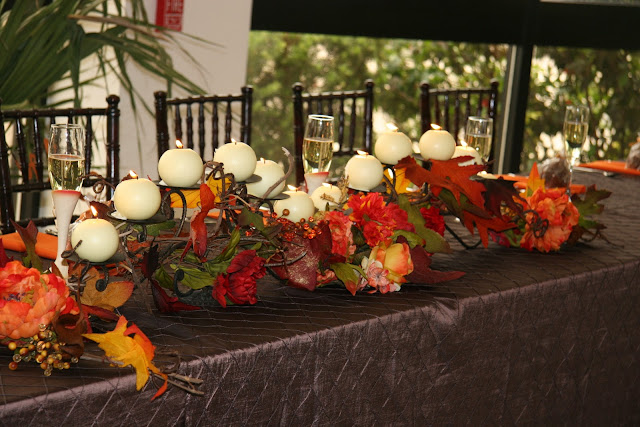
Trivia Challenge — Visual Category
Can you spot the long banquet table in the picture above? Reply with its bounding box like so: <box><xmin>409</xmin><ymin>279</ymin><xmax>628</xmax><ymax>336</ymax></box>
<box><xmin>0</xmin><ymin>170</ymin><xmax>639</xmax><ymax>426</ymax></box>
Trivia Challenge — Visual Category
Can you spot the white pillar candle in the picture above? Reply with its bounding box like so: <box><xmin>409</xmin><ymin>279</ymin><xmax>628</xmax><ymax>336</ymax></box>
<box><xmin>113</xmin><ymin>172</ymin><xmax>162</xmax><ymax>220</ymax></box>
<box><xmin>213</xmin><ymin>141</ymin><xmax>257</xmax><ymax>182</ymax></box>
<box><xmin>311</xmin><ymin>183</ymin><xmax>342</xmax><ymax>211</ymax></box>
<box><xmin>345</xmin><ymin>151</ymin><xmax>384</xmax><ymax>191</ymax></box>
<box><xmin>158</xmin><ymin>140</ymin><xmax>204</xmax><ymax>187</ymax></box>
<box><xmin>374</xmin><ymin>124</ymin><xmax>413</xmax><ymax>165</ymax></box>
<box><xmin>246</xmin><ymin>159</ymin><xmax>286</xmax><ymax>199</ymax></box>
<box><xmin>452</xmin><ymin>145</ymin><xmax>482</xmax><ymax>166</ymax></box>
<box><xmin>273</xmin><ymin>189</ymin><xmax>316</xmax><ymax>223</ymax></box>
<box><xmin>419</xmin><ymin>125</ymin><xmax>456</xmax><ymax>161</ymax></box>
<box><xmin>71</xmin><ymin>218</ymin><xmax>119</xmax><ymax>262</ymax></box>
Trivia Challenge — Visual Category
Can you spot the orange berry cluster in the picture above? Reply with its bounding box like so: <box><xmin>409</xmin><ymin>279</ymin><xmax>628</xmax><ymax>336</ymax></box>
<box><xmin>6</xmin><ymin>324</ymin><xmax>78</xmax><ymax>376</ymax></box>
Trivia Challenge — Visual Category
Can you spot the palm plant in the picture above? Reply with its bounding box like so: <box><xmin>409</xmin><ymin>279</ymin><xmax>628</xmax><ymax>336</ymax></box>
<box><xmin>0</xmin><ymin>0</ymin><xmax>207</xmax><ymax>109</ymax></box>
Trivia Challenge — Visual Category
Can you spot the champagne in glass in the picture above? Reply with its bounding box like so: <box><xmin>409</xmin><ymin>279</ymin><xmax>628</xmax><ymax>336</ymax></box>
<box><xmin>48</xmin><ymin>123</ymin><xmax>85</xmax><ymax>278</ymax></box>
<box><xmin>563</xmin><ymin>104</ymin><xmax>590</xmax><ymax>189</ymax></box>
<box><xmin>465</xmin><ymin>116</ymin><xmax>494</xmax><ymax>167</ymax></box>
<box><xmin>302</xmin><ymin>115</ymin><xmax>334</xmax><ymax>174</ymax></box>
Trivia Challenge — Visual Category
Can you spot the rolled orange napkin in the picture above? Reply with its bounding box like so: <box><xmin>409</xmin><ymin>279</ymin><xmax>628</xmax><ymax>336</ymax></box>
<box><xmin>578</xmin><ymin>160</ymin><xmax>640</xmax><ymax>176</ymax></box>
<box><xmin>0</xmin><ymin>232</ymin><xmax>58</xmax><ymax>260</ymax></box>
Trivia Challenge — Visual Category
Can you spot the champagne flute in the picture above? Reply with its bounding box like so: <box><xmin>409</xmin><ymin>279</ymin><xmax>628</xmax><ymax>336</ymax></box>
<box><xmin>563</xmin><ymin>104</ymin><xmax>590</xmax><ymax>173</ymax></box>
<box><xmin>48</xmin><ymin>123</ymin><xmax>85</xmax><ymax>278</ymax></box>
<box><xmin>465</xmin><ymin>116</ymin><xmax>493</xmax><ymax>167</ymax></box>
<box><xmin>302</xmin><ymin>114</ymin><xmax>334</xmax><ymax>175</ymax></box>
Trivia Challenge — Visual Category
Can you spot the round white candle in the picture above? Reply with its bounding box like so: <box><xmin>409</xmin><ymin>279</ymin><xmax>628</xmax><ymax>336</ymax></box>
<box><xmin>452</xmin><ymin>145</ymin><xmax>482</xmax><ymax>166</ymax></box>
<box><xmin>113</xmin><ymin>176</ymin><xmax>162</xmax><ymax>220</ymax></box>
<box><xmin>374</xmin><ymin>127</ymin><xmax>413</xmax><ymax>165</ymax></box>
<box><xmin>213</xmin><ymin>142</ymin><xmax>257</xmax><ymax>182</ymax></box>
<box><xmin>311</xmin><ymin>183</ymin><xmax>342</xmax><ymax>211</ymax></box>
<box><xmin>71</xmin><ymin>218</ymin><xmax>119</xmax><ymax>262</ymax></box>
<box><xmin>419</xmin><ymin>128</ymin><xmax>456</xmax><ymax>161</ymax></box>
<box><xmin>345</xmin><ymin>152</ymin><xmax>384</xmax><ymax>191</ymax></box>
<box><xmin>158</xmin><ymin>145</ymin><xmax>204</xmax><ymax>187</ymax></box>
<box><xmin>273</xmin><ymin>190</ymin><xmax>315</xmax><ymax>223</ymax></box>
<box><xmin>246</xmin><ymin>159</ymin><xmax>286</xmax><ymax>199</ymax></box>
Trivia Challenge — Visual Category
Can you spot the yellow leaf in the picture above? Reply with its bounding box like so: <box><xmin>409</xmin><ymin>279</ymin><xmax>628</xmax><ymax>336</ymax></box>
<box><xmin>170</xmin><ymin>175</ymin><xmax>227</xmax><ymax>208</ymax></box>
<box><xmin>386</xmin><ymin>167</ymin><xmax>413</xmax><ymax>194</ymax></box>
<box><xmin>80</xmin><ymin>280</ymin><xmax>134</xmax><ymax>311</ymax></box>
<box><xmin>84</xmin><ymin>316</ymin><xmax>162</xmax><ymax>391</ymax></box>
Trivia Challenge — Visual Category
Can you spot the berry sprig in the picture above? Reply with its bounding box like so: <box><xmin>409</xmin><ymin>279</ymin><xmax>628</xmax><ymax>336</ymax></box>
<box><xmin>5</xmin><ymin>324</ymin><xmax>79</xmax><ymax>376</ymax></box>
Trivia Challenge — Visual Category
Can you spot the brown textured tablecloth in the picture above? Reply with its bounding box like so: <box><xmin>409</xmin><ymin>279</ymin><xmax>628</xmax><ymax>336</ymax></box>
<box><xmin>0</xmin><ymin>171</ymin><xmax>639</xmax><ymax>426</ymax></box>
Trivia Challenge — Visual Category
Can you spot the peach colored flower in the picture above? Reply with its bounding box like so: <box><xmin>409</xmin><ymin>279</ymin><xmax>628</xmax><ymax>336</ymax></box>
<box><xmin>324</xmin><ymin>210</ymin><xmax>356</xmax><ymax>258</ymax></box>
<box><xmin>520</xmin><ymin>187</ymin><xmax>580</xmax><ymax>252</ymax></box>
<box><xmin>0</xmin><ymin>261</ymin><xmax>70</xmax><ymax>340</ymax></box>
<box><xmin>360</xmin><ymin>241</ymin><xmax>414</xmax><ymax>293</ymax></box>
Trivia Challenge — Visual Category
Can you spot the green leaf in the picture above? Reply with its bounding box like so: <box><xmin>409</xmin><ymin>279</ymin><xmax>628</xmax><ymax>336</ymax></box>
<box><xmin>203</xmin><ymin>259</ymin><xmax>231</xmax><ymax>277</ymax></box>
<box><xmin>154</xmin><ymin>265</ymin><xmax>174</xmax><ymax>290</ymax></box>
<box><xmin>396</xmin><ymin>194</ymin><xmax>451</xmax><ymax>254</ymax></box>
<box><xmin>169</xmin><ymin>264</ymin><xmax>214</xmax><ymax>290</ymax></box>
<box><xmin>132</xmin><ymin>220</ymin><xmax>175</xmax><ymax>237</ymax></box>
<box><xmin>215</xmin><ymin>229</ymin><xmax>240</xmax><ymax>262</ymax></box>
<box><xmin>330</xmin><ymin>262</ymin><xmax>364</xmax><ymax>295</ymax></box>
<box><xmin>236</xmin><ymin>209</ymin><xmax>266</xmax><ymax>232</ymax></box>
<box><xmin>391</xmin><ymin>230</ymin><xmax>425</xmax><ymax>248</ymax></box>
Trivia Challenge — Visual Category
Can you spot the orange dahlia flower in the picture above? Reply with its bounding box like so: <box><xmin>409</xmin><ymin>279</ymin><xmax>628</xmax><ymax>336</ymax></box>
<box><xmin>0</xmin><ymin>261</ymin><xmax>70</xmax><ymax>340</ymax></box>
<box><xmin>520</xmin><ymin>187</ymin><xmax>580</xmax><ymax>252</ymax></box>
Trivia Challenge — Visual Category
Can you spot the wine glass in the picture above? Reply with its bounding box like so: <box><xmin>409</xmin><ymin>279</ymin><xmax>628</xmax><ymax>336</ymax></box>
<box><xmin>48</xmin><ymin>123</ymin><xmax>85</xmax><ymax>278</ymax></box>
<box><xmin>563</xmin><ymin>104</ymin><xmax>590</xmax><ymax>172</ymax></box>
<box><xmin>302</xmin><ymin>114</ymin><xmax>334</xmax><ymax>175</ymax></box>
<box><xmin>465</xmin><ymin>116</ymin><xmax>493</xmax><ymax>166</ymax></box>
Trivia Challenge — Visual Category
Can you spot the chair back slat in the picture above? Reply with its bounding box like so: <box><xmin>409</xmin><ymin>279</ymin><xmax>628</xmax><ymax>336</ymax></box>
<box><xmin>155</xmin><ymin>87</ymin><xmax>253</xmax><ymax>161</ymax></box>
<box><xmin>212</xmin><ymin>103</ymin><xmax>219</xmax><ymax>148</ymax></box>
<box><xmin>0</xmin><ymin>96</ymin><xmax>120</xmax><ymax>234</ymax></box>
<box><xmin>292</xmin><ymin>80</ymin><xmax>374</xmax><ymax>185</ymax></box>
<box><xmin>198</xmin><ymin>101</ymin><xmax>205</xmax><ymax>155</ymax></box>
<box><xmin>420</xmin><ymin>79</ymin><xmax>499</xmax><ymax>152</ymax></box>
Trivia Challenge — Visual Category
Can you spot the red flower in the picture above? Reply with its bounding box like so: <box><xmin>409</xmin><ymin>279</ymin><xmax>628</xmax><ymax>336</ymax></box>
<box><xmin>520</xmin><ymin>187</ymin><xmax>580</xmax><ymax>252</ymax></box>
<box><xmin>420</xmin><ymin>206</ymin><xmax>445</xmax><ymax>236</ymax></box>
<box><xmin>347</xmin><ymin>193</ymin><xmax>414</xmax><ymax>247</ymax></box>
<box><xmin>213</xmin><ymin>250</ymin><xmax>265</xmax><ymax>307</ymax></box>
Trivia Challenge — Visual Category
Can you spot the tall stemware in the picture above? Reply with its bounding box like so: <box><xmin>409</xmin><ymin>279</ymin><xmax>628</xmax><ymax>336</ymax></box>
<box><xmin>465</xmin><ymin>116</ymin><xmax>493</xmax><ymax>168</ymax></box>
<box><xmin>563</xmin><ymin>104</ymin><xmax>590</xmax><ymax>182</ymax></box>
<box><xmin>302</xmin><ymin>114</ymin><xmax>334</xmax><ymax>193</ymax></box>
<box><xmin>48</xmin><ymin>123</ymin><xmax>85</xmax><ymax>278</ymax></box>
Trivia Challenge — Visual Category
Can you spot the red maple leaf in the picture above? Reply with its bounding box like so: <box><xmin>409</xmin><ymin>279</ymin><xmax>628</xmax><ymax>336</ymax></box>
<box><xmin>183</xmin><ymin>183</ymin><xmax>217</xmax><ymax>259</ymax></box>
<box><xmin>270</xmin><ymin>222</ymin><xmax>333</xmax><ymax>291</ymax></box>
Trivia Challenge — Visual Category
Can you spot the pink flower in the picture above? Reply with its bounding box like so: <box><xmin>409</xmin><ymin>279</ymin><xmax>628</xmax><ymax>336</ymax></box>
<box><xmin>324</xmin><ymin>210</ymin><xmax>356</xmax><ymax>258</ymax></box>
<box><xmin>520</xmin><ymin>187</ymin><xmax>580</xmax><ymax>252</ymax></box>
<box><xmin>0</xmin><ymin>261</ymin><xmax>70</xmax><ymax>340</ymax></box>
<box><xmin>347</xmin><ymin>193</ymin><xmax>414</xmax><ymax>247</ymax></box>
<box><xmin>360</xmin><ymin>241</ymin><xmax>414</xmax><ymax>293</ymax></box>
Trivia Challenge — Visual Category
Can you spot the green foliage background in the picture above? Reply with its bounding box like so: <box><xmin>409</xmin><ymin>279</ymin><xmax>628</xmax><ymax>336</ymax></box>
<box><xmin>247</xmin><ymin>31</ymin><xmax>639</xmax><ymax>173</ymax></box>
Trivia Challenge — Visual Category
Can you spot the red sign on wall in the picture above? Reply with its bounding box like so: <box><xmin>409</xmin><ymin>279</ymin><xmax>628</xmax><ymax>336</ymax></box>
<box><xmin>156</xmin><ymin>0</ymin><xmax>184</xmax><ymax>31</ymax></box>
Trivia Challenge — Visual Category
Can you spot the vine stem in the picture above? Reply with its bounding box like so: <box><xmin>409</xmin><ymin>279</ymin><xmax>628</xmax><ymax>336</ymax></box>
<box><xmin>80</xmin><ymin>353</ymin><xmax>204</xmax><ymax>396</ymax></box>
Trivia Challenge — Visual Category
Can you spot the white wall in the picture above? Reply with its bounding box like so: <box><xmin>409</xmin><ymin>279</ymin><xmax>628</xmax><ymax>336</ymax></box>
<box><xmin>120</xmin><ymin>0</ymin><xmax>254</xmax><ymax>178</ymax></box>
<box><xmin>38</xmin><ymin>1</ymin><xmax>253</xmax><ymax>219</ymax></box>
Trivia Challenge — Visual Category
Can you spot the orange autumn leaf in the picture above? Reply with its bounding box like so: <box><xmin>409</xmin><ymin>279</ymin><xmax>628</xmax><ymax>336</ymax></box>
<box><xmin>80</xmin><ymin>279</ymin><xmax>134</xmax><ymax>311</ymax></box>
<box><xmin>396</xmin><ymin>156</ymin><xmax>486</xmax><ymax>207</ymax></box>
<box><xmin>83</xmin><ymin>316</ymin><xmax>167</xmax><ymax>398</ymax></box>
<box><xmin>526</xmin><ymin>163</ymin><xmax>545</xmax><ymax>197</ymax></box>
